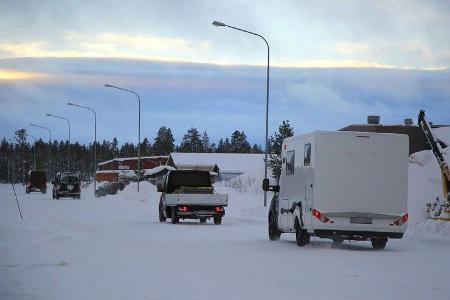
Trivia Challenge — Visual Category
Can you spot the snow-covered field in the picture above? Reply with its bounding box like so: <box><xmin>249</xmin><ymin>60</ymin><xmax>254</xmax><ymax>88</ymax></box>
<box><xmin>1</xmin><ymin>128</ymin><xmax>450</xmax><ymax>300</ymax></box>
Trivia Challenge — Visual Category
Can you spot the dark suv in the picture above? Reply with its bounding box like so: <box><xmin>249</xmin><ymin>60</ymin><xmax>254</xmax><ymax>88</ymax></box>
<box><xmin>26</xmin><ymin>171</ymin><xmax>47</xmax><ymax>194</ymax></box>
<box><xmin>52</xmin><ymin>172</ymin><xmax>81</xmax><ymax>199</ymax></box>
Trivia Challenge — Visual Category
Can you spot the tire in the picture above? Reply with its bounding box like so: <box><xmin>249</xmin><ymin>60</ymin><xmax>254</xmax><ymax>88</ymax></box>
<box><xmin>171</xmin><ymin>208</ymin><xmax>179</xmax><ymax>224</ymax></box>
<box><xmin>56</xmin><ymin>193</ymin><xmax>59</xmax><ymax>200</ymax></box>
<box><xmin>26</xmin><ymin>189</ymin><xmax>30</xmax><ymax>194</ymax></box>
<box><xmin>268</xmin><ymin>213</ymin><xmax>281</xmax><ymax>241</ymax></box>
<box><xmin>371</xmin><ymin>237</ymin><xmax>387</xmax><ymax>249</ymax></box>
<box><xmin>52</xmin><ymin>191</ymin><xmax>55</xmax><ymax>199</ymax></box>
<box><xmin>76</xmin><ymin>194</ymin><xmax>80</xmax><ymax>199</ymax></box>
<box><xmin>159</xmin><ymin>201</ymin><xmax>166</xmax><ymax>222</ymax></box>
<box><xmin>213</xmin><ymin>216</ymin><xmax>222</xmax><ymax>225</ymax></box>
<box><xmin>42</xmin><ymin>189</ymin><xmax>46</xmax><ymax>194</ymax></box>
<box><xmin>295</xmin><ymin>219</ymin><xmax>310</xmax><ymax>247</ymax></box>
<box><xmin>199</xmin><ymin>217</ymin><xmax>207</xmax><ymax>224</ymax></box>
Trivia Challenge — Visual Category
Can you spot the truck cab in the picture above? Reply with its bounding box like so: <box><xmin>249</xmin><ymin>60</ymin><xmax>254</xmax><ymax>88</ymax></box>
<box><xmin>158</xmin><ymin>170</ymin><xmax>228</xmax><ymax>224</ymax></box>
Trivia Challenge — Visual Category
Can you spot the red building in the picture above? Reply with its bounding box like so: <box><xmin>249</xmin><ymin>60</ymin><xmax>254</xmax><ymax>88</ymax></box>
<box><xmin>96</xmin><ymin>156</ymin><xmax>169</xmax><ymax>182</ymax></box>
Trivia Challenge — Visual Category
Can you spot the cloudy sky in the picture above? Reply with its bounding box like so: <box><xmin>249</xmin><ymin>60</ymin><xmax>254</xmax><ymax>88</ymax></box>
<box><xmin>0</xmin><ymin>0</ymin><xmax>449</xmax><ymax>146</ymax></box>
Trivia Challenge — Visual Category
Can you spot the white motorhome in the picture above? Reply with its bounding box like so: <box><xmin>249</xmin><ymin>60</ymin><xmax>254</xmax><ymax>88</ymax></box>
<box><xmin>264</xmin><ymin>131</ymin><xmax>409</xmax><ymax>249</ymax></box>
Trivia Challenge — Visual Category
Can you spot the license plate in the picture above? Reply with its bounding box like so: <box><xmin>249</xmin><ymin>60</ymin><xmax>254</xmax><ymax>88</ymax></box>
<box><xmin>350</xmin><ymin>217</ymin><xmax>372</xmax><ymax>224</ymax></box>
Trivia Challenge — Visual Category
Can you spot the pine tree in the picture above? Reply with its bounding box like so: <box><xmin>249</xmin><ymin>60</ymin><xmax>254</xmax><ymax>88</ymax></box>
<box><xmin>201</xmin><ymin>131</ymin><xmax>210</xmax><ymax>153</ymax></box>
<box><xmin>268</xmin><ymin>120</ymin><xmax>294</xmax><ymax>179</ymax></box>
<box><xmin>153</xmin><ymin>126</ymin><xmax>175</xmax><ymax>155</ymax></box>
<box><xmin>179</xmin><ymin>127</ymin><xmax>203</xmax><ymax>152</ymax></box>
<box><xmin>223</xmin><ymin>138</ymin><xmax>232</xmax><ymax>153</ymax></box>
<box><xmin>216</xmin><ymin>138</ymin><xmax>224</xmax><ymax>153</ymax></box>
<box><xmin>140</xmin><ymin>137</ymin><xmax>152</xmax><ymax>156</ymax></box>
<box><xmin>251</xmin><ymin>144</ymin><xmax>263</xmax><ymax>153</ymax></box>
<box><xmin>111</xmin><ymin>137</ymin><xmax>119</xmax><ymax>158</ymax></box>
<box><xmin>231</xmin><ymin>130</ymin><xmax>251</xmax><ymax>153</ymax></box>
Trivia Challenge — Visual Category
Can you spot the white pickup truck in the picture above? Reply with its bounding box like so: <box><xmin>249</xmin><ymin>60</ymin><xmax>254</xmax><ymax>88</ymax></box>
<box><xmin>158</xmin><ymin>170</ymin><xmax>228</xmax><ymax>224</ymax></box>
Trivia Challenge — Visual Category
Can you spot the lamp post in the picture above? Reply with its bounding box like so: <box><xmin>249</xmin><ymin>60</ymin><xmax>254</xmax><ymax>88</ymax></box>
<box><xmin>28</xmin><ymin>134</ymin><xmax>37</xmax><ymax>171</ymax></box>
<box><xmin>46</xmin><ymin>114</ymin><xmax>71</xmax><ymax>171</ymax></box>
<box><xmin>68</xmin><ymin>102</ymin><xmax>97</xmax><ymax>193</ymax></box>
<box><xmin>30</xmin><ymin>123</ymin><xmax>52</xmax><ymax>177</ymax></box>
<box><xmin>212</xmin><ymin>20</ymin><xmax>270</xmax><ymax>207</ymax></box>
<box><xmin>104</xmin><ymin>83</ymin><xmax>142</xmax><ymax>192</ymax></box>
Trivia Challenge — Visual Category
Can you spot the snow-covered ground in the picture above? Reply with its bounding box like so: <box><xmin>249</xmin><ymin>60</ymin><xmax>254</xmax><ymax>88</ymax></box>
<box><xmin>1</xmin><ymin>127</ymin><xmax>450</xmax><ymax>300</ymax></box>
<box><xmin>0</xmin><ymin>180</ymin><xmax>449</xmax><ymax>299</ymax></box>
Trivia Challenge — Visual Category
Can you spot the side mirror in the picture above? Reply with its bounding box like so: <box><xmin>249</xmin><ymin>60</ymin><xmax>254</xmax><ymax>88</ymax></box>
<box><xmin>157</xmin><ymin>184</ymin><xmax>164</xmax><ymax>193</ymax></box>
<box><xmin>262</xmin><ymin>178</ymin><xmax>270</xmax><ymax>191</ymax></box>
<box><xmin>262</xmin><ymin>178</ymin><xmax>280</xmax><ymax>192</ymax></box>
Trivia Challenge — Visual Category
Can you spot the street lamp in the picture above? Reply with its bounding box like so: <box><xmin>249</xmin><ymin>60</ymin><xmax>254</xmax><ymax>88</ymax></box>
<box><xmin>28</xmin><ymin>134</ymin><xmax>37</xmax><ymax>171</ymax></box>
<box><xmin>46</xmin><ymin>113</ymin><xmax>71</xmax><ymax>171</ymax></box>
<box><xmin>212</xmin><ymin>20</ymin><xmax>271</xmax><ymax>207</ymax></box>
<box><xmin>68</xmin><ymin>102</ymin><xmax>97</xmax><ymax>193</ymax></box>
<box><xmin>30</xmin><ymin>123</ymin><xmax>52</xmax><ymax>177</ymax></box>
<box><xmin>104</xmin><ymin>83</ymin><xmax>142</xmax><ymax>192</ymax></box>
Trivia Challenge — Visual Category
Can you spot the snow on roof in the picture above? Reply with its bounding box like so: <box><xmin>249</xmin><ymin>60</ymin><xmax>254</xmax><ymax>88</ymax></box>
<box><xmin>169</xmin><ymin>153</ymin><xmax>265</xmax><ymax>173</ymax></box>
<box><xmin>98</xmin><ymin>156</ymin><xmax>168</xmax><ymax>166</ymax></box>
<box><xmin>143</xmin><ymin>165</ymin><xmax>175</xmax><ymax>176</ymax></box>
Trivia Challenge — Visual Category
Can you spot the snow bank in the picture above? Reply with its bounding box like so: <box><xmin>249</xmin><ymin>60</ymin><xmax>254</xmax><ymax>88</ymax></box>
<box><xmin>406</xmin><ymin>127</ymin><xmax>450</xmax><ymax>238</ymax></box>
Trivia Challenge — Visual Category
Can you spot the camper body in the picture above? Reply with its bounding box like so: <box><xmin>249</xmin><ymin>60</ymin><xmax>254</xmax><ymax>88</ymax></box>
<box><xmin>268</xmin><ymin>131</ymin><xmax>409</xmax><ymax>249</ymax></box>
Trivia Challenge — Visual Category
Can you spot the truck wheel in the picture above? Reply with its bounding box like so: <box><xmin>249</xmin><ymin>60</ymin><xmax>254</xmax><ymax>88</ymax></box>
<box><xmin>77</xmin><ymin>194</ymin><xmax>80</xmax><ymax>199</ymax></box>
<box><xmin>56</xmin><ymin>193</ymin><xmax>60</xmax><ymax>200</ymax></box>
<box><xmin>26</xmin><ymin>188</ymin><xmax>30</xmax><ymax>194</ymax></box>
<box><xmin>295</xmin><ymin>219</ymin><xmax>310</xmax><ymax>247</ymax></box>
<box><xmin>213</xmin><ymin>216</ymin><xmax>222</xmax><ymax>225</ymax></box>
<box><xmin>268</xmin><ymin>213</ymin><xmax>281</xmax><ymax>241</ymax></box>
<box><xmin>171</xmin><ymin>208</ymin><xmax>179</xmax><ymax>224</ymax></box>
<box><xmin>52</xmin><ymin>191</ymin><xmax>55</xmax><ymax>199</ymax></box>
<box><xmin>371</xmin><ymin>237</ymin><xmax>387</xmax><ymax>249</ymax></box>
<box><xmin>159</xmin><ymin>201</ymin><xmax>166</xmax><ymax>222</ymax></box>
<box><xmin>199</xmin><ymin>217</ymin><xmax>207</xmax><ymax>224</ymax></box>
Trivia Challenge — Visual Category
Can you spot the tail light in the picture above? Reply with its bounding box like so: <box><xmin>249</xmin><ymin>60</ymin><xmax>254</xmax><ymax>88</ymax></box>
<box><xmin>178</xmin><ymin>206</ymin><xmax>189</xmax><ymax>212</ymax></box>
<box><xmin>312</xmin><ymin>209</ymin><xmax>334</xmax><ymax>223</ymax></box>
<box><xmin>391</xmin><ymin>213</ymin><xmax>408</xmax><ymax>226</ymax></box>
<box><xmin>214</xmin><ymin>206</ymin><xmax>224</xmax><ymax>212</ymax></box>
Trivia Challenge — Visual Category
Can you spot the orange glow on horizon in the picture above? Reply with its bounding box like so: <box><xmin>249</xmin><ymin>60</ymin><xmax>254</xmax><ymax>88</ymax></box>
<box><xmin>0</xmin><ymin>69</ymin><xmax>44</xmax><ymax>80</ymax></box>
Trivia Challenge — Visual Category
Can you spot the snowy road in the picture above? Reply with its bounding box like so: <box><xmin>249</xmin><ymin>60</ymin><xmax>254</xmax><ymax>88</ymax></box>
<box><xmin>1</xmin><ymin>182</ymin><xmax>450</xmax><ymax>300</ymax></box>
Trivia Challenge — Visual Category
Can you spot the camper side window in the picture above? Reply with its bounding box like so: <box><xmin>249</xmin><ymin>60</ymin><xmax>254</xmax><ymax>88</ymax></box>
<box><xmin>304</xmin><ymin>143</ymin><xmax>311</xmax><ymax>166</ymax></box>
<box><xmin>286</xmin><ymin>150</ymin><xmax>295</xmax><ymax>175</ymax></box>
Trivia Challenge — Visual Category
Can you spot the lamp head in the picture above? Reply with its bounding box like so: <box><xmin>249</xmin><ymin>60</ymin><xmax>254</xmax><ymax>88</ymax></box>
<box><xmin>212</xmin><ymin>21</ymin><xmax>226</xmax><ymax>27</ymax></box>
<box><xmin>45</xmin><ymin>113</ymin><xmax>52</xmax><ymax>117</ymax></box>
<box><xmin>67</xmin><ymin>102</ymin><xmax>74</xmax><ymax>106</ymax></box>
<box><xmin>104</xmin><ymin>83</ymin><xmax>113</xmax><ymax>88</ymax></box>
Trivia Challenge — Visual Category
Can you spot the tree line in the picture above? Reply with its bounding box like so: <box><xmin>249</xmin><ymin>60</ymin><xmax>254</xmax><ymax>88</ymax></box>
<box><xmin>0</xmin><ymin>126</ymin><xmax>264</xmax><ymax>183</ymax></box>
<box><xmin>1</xmin><ymin>121</ymin><xmax>294</xmax><ymax>184</ymax></box>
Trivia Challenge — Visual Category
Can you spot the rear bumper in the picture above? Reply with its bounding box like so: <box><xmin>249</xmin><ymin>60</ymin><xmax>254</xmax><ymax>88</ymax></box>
<box><xmin>314</xmin><ymin>229</ymin><xmax>404</xmax><ymax>240</ymax></box>
<box><xmin>176</xmin><ymin>208</ymin><xmax>225</xmax><ymax>219</ymax></box>
<box><xmin>56</xmin><ymin>191</ymin><xmax>80</xmax><ymax>197</ymax></box>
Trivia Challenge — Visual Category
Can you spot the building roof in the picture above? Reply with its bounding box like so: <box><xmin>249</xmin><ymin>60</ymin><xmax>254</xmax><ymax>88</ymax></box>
<box><xmin>168</xmin><ymin>153</ymin><xmax>265</xmax><ymax>173</ymax></box>
<box><xmin>97</xmin><ymin>156</ymin><xmax>169</xmax><ymax>166</ymax></box>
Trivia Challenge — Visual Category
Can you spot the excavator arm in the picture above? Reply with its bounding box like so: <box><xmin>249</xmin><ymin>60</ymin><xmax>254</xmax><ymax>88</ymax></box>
<box><xmin>418</xmin><ymin>110</ymin><xmax>450</xmax><ymax>200</ymax></box>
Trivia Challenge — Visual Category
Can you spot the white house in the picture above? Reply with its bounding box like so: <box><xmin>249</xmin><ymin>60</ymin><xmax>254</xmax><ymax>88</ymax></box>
<box><xmin>166</xmin><ymin>153</ymin><xmax>265</xmax><ymax>181</ymax></box>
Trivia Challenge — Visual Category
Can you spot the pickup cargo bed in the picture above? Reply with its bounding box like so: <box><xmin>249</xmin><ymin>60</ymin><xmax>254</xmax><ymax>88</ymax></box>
<box><xmin>164</xmin><ymin>194</ymin><xmax>228</xmax><ymax>206</ymax></box>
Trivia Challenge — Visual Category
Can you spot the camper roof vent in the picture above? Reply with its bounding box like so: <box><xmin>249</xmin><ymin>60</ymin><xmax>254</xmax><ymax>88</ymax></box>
<box><xmin>404</xmin><ymin>118</ymin><xmax>413</xmax><ymax>125</ymax></box>
<box><xmin>367</xmin><ymin>115</ymin><xmax>380</xmax><ymax>125</ymax></box>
